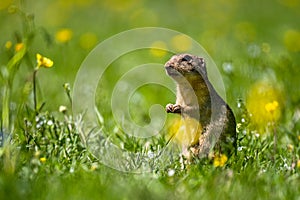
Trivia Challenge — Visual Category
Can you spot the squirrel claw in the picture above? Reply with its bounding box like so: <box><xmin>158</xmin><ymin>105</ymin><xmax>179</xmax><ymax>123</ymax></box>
<box><xmin>166</xmin><ymin>104</ymin><xmax>181</xmax><ymax>113</ymax></box>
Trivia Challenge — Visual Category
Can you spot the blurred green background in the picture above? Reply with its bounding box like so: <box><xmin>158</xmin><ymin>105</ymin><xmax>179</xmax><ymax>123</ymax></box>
<box><xmin>1</xmin><ymin>0</ymin><xmax>300</xmax><ymax>111</ymax></box>
<box><xmin>1</xmin><ymin>1</ymin><xmax>300</xmax><ymax>199</ymax></box>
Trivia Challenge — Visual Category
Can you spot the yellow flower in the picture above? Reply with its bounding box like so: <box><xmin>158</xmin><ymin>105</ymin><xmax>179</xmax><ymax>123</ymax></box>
<box><xmin>246</xmin><ymin>81</ymin><xmax>282</xmax><ymax>133</ymax></box>
<box><xmin>5</xmin><ymin>41</ymin><xmax>12</xmax><ymax>49</ymax></box>
<box><xmin>55</xmin><ymin>28</ymin><xmax>73</xmax><ymax>43</ymax></box>
<box><xmin>15</xmin><ymin>43</ymin><xmax>24</xmax><ymax>52</ymax></box>
<box><xmin>298</xmin><ymin>135</ymin><xmax>300</xmax><ymax>141</ymax></box>
<box><xmin>36</xmin><ymin>53</ymin><xmax>54</xmax><ymax>68</ymax></box>
<box><xmin>39</xmin><ymin>157</ymin><xmax>46</xmax><ymax>163</ymax></box>
<box><xmin>297</xmin><ymin>160</ymin><xmax>300</xmax><ymax>169</ymax></box>
<box><xmin>265</xmin><ymin>101</ymin><xmax>279</xmax><ymax>113</ymax></box>
<box><xmin>213</xmin><ymin>154</ymin><xmax>228</xmax><ymax>167</ymax></box>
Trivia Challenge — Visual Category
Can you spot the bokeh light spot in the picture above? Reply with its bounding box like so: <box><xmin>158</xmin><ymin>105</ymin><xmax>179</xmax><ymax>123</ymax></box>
<box><xmin>150</xmin><ymin>41</ymin><xmax>167</xmax><ymax>57</ymax></box>
<box><xmin>170</xmin><ymin>34</ymin><xmax>192</xmax><ymax>52</ymax></box>
<box><xmin>283</xmin><ymin>29</ymin><xmax>300</xmax><ymax>52</ymax></box>
<box><xmin>246</xmin><ymin>81</ymin><xmax>283</xmax><ymax>133</ymax></box>
<box><xmin>79</xmin><ymin>32</ymin><xmax>98</xmax><ymax>50</ymax></box>
<box><xmin>55</xmin><ymin>28</ymin><xmax>73</xmax><ymax>43</ymax></box>
<box><xmin>0</xmin><ymin>0</ymin><xmax>12</xmax><ymax>10</ymax></box>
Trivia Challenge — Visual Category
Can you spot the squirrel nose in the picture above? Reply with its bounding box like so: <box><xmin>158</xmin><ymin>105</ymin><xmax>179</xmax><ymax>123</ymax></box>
<box><xmin>165</xmin><ymin>65</ymin><xmax>173</xmax><ymax>73</ymax></box>
<box><xmin>165</xmin><ymin>64</ymin><xmax>172</xmax><ymax>69</ymax></box>
<box><xmin>165</xmin><ymin>65</ymin><xmax>176</xmax><ymax>75</ymax></box>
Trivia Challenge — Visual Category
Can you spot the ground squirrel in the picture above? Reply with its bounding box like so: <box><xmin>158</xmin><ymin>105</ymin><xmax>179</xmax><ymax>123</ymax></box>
<box><xmin>165</xmin><ymin>53</ymin><xmax>237</xmax><ymax>158</ymax></box>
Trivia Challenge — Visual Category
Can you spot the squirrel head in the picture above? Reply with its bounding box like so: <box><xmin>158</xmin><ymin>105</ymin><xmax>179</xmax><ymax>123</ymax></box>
<box><xmin>164</xmin><ymin>53</ymin><xmax>207</xmax><ymax>82</ymax></box>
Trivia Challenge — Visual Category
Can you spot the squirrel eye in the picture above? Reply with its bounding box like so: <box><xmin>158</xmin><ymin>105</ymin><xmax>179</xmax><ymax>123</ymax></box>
<box><xmin>181</xmin><ymin>55</ymin><xmax>192</xmax><ymax>62</ymax></box>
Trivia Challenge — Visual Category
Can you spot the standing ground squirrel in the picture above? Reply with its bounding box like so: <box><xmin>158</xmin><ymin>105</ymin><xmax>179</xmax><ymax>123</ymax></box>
<box><xmin>165</xmin><ymin>53</ymin><xmax>237</xmax><ymax>158</ymax></box>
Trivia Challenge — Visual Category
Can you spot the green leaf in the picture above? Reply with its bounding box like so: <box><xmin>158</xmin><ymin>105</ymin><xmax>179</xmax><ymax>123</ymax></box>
<box><xmin>0</xmin><ymin>66</ymin><xmax>9</xmax><ymax>83</ymax></box>
<box><xmin>7</xmin><ymin>43</ymin><xmax>27</xmax><ymax>72</ymax></box>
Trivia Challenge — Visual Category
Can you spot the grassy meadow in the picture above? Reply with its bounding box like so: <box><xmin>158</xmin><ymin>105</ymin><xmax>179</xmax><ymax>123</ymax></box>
<box><xmin>0</xmin><ymin>0</ymin><xmax>300</xmax><ymax>199</ymax></box>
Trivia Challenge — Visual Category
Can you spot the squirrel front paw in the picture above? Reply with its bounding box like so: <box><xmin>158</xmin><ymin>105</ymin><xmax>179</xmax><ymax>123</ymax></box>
<box><xmin>166</xmin><ymin>104</ymin><xmax>182</xmax><ymax>113</ymax></box>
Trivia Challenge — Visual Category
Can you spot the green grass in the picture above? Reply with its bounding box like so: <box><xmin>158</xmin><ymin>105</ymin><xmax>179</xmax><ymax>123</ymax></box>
<box><xmin>1</xmin><ymin>0</ymin><xmax>300</xmax><ymax>199</ymax></box>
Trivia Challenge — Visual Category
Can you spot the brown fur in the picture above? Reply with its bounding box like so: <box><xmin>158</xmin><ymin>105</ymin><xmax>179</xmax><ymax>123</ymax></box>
<box><xmin>165</xmin><ymin>54</ymin><xmax>237</xmax><ymax>158</ymax></box>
